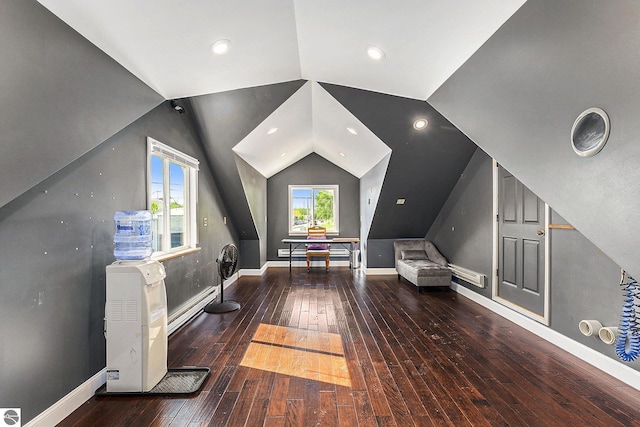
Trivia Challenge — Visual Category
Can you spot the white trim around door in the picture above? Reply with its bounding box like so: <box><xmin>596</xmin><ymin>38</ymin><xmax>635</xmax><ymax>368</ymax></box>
<box><xmin>492</xmin><ymin>159</ymin><xmax>550</xmax><ymax>325</ymax></box>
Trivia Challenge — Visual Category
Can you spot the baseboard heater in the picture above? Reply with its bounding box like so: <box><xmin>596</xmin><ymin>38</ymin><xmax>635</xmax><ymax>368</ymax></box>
<box><xmin>278</xmin><ymin>248</ymin><xmax>350</xmax><ymax>257</ymax></box>
<box><xmin>449</xmin><ymin>263</ymin><xmax>486</xmax><ymax>288</ymax></box>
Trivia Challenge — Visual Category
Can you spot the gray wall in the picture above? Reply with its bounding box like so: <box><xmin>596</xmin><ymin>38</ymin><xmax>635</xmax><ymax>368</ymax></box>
<box><xmin>549</xmin><ymin>211</ymin><xmax>623</xmax><ymax>360</ymax></box>
<box><xmin>322</xmin><ymin>83</ymin><xmax>477</xmax><ymax>240</ymax></box>
<box><xmin>0</xmin><ymin>2</ymin><xmax>234</xmax><ymax>421</ymax></box>
<box><xmin>235</xmin><ymin>155</ymin><xmax>268</xmax><ymax>268</ymax></box>
<box><xmin>321</xmin><ymin>83</ymin><xmax>477</xmax><ymax>267</ymax></box>
<box><xmin>0</xmin><ymin>0</ymin><xmax>163</xmax><ymax>209</ymax></box>
<box><xmin>428</xmin><ymin>0</ymin><xmax>640</xmax><ymax>279</ymax></box>
<box><xmin>0</xmin><ymin>102</ymin><xmax>236</xmax><ymax>422</ymax></box>
<box><xmin>426</xmin><ymin>148</ymin><xmax>494</xmax><ymax>298</ymax></box>
<box><xmin>267</xmin><ymin>153</ymin><xmax>360</xmax><ymax>260</ymax></box>
<box><xmin>426</xmin><ymin>150</ymin><xmax>628</xmax><ymax>370</ymax></box>
<box><xmin>190</xmin><ymin>80</ymin><xmax>306</xmax><ymax>268</ymax></box>
<box><xmin>365</xmin><ymin>238</ymin><xmax>398</xmax><ymax>269</ymax></box>
<box><xmin>359</xmin><ymin>153</ymin><xmax>391</xmax><ymax>268</ymax></box>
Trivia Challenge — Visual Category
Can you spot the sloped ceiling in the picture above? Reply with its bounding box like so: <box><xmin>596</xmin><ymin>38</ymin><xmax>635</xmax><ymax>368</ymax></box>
<box><xmin>189</xmin><ymin>80</ymin><xmax>307</xmax><ymax>240</ymax></box>
<box><xmin>428</xmin><ymin>0</ymin><xmax>640</xmax><ymax>276</ymax></box>
<box><xmin>35</xmin><ymin>0</ymin><xmax>525</xmax><ymax>177</ymax></box>
<box><xmin>32</xmin><ymin>0</ymin><xmax>526</xmax><ymax>255</ymax></box>
<box><xmin>35</xmin><ymin>0</ymin><xmax>526</xmax><ymax>100</ymax></box>
<box><xmin>0</xmin><ymin>0</ymin><xmax>163</xmax><ymax>210</ymax></box>
<box><xmin>323</xmin><ymin>83</ymin><xmax>478</xmax><ymax>238</ymax></box>
<box><xmin>232</xmin><ymin>81</ymin><xmax>391</xmax><ymax>179</ymax></box>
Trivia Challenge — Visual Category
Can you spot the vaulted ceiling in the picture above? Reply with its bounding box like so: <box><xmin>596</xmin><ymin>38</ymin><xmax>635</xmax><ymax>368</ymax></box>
<box><xmin>36</xmin><ymin>0</ymin><xmax>526</xmax><ymax>178</ymax></box>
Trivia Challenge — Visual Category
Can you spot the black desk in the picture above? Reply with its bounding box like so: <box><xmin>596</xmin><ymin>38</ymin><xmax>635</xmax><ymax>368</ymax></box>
<box><xmin>281</xmin><ymin>237</ymin><xmax>359</xmax><ymax>271</ymax></box>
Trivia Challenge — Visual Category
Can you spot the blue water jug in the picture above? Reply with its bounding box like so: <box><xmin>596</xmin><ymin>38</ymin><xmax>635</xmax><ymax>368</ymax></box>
<box><xmin>113</xmin><ymin>210</ymin><xmax>153</xmax><ymax>260</ymax></box>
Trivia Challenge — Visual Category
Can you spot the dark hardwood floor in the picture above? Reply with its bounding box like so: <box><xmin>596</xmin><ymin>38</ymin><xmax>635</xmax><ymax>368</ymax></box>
<box><xmin>60</xmin><ymin>268</ymin><xmax>640</xmax><ymax>426</ymax></box>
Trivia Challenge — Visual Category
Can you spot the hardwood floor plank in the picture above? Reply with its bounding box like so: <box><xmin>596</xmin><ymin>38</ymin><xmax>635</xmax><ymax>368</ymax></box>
<box><xmin>267</xmin><ymin>375</ymin><xmax>290</xmax><ymax>417</ymax></box>
<box><xmin>318</xmin><ymin>391</ymin><xmax>339</xmax><ymax>427</ymax></box>
<box><xmin>303</xmin><ymin>380</ymin><xmax>321</xmax><ymax>426</ymax></box>
<box><xmin>245</xmin><ymin>399</ymin><xmax>270</xmax><ymax>427</ymax></box>
<box><xmin>339</xmin><ymin>285</ymin><xmax>406</xmax><ymax>421</ymax></box>
<box><xmin>364</xmin><ymin>283</ymin><xmax>472</xmax><ymax>426</ymax></box>
<box><xmin>284</xmin><ymin>399</ymin><xmax>305</xmax><ymax>427</ymax></box>
<box><xmin>264</xmin><ymin>416</ymin><xmax>285</xmax><ymax>427</ymax></box>
<box><xmin>58</xmin><ymin>268</ymin><xmax>640</xmax><ymax>427</ymax></box>
<box><xmin>336</xmin><ymin>283</ymin><xmax>394</xmax><ymax>418</ymax></box>
<box><xmin>377</xmin><ymin>283</ymin><xmax>521</xmax><ymax>427</ymax></box>
<box><xmin>337</xmin><ymin>405</ymin><xmax>358</xmax><ymax>426</ymax></box>
<box><xmin>207</xmin><ymin>391</ymin><xmax>239</xmax><ymax>427</ymax></box>
<box><xmin>225</xmin><ymin>379</ymin><xmax>260</xmax><ymax>427</ymax></box>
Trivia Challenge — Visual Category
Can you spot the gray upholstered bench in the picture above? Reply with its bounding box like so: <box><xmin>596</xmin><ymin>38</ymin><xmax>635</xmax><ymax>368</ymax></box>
<box><xmin>394</xmin><ymin>239</ymin><xmax>451</xmax><ymax>291</ymax></box>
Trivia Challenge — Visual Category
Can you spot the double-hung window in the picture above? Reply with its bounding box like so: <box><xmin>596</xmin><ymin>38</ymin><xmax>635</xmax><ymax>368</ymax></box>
<box><xmin>147</xmin><ymin>137</ymin><xmax>199</xmax><ymax>258</ymax></box>
<box><xmin>289</xmin><ymin>185</ymin><xmax>339</xmax><ymax>234</ymax></box>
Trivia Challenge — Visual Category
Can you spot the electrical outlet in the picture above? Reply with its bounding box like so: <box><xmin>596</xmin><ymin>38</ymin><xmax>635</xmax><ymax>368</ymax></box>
<box><xmin>203</xmin><ymin>217</ymin><xmax>208</xmax><ymax>227</ymax></box>
<box><xmin>223</xmin><ymin>216</ymin><xmax>227</xmax><ymax>225</ymax></box>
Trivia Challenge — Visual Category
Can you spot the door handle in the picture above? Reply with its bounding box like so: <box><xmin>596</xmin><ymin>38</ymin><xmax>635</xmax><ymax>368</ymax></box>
<box><xmin>536</xmin><ymin>230</ymin><xmax>545</xmax><ymax>236</ymax></box>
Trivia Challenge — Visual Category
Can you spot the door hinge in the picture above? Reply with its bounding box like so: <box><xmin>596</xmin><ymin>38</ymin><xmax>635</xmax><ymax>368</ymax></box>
<box><xmin>496</xmin><ymin>268</ymin><xmax>499</xmax><ymax>277</ymax></box>
<box><xmin>496</xmin><ymin>214</ymin><xmax>499</xmax><ymax>222</ymax></box>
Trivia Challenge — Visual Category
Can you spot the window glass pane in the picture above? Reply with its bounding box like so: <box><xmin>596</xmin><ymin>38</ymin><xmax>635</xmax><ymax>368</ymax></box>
<box><xmin>169</xmin><ymin>162</ymin><xmax>186</xmax><ymax>248</ymax></box>
<box><xmin>289</xmin><ymin>185</ymin><xmax>338</xmax><ymax>234</ymax></box>
<box><xmin>314</xmin><ymin>189</ymin><xmax>335</xmax><ymax>230</ymax></box>
<box><xmin>291</xmin><ymin>188</ymin><xmax>312</xmax><ymax>232</ymax></box>
<box><xmin>150</xmin><ymin>155</ymin><xmax>164</xmax><ymax>252</ymax></box>
<box><xmin>148</xmin><ymin>137</ymin><xmax>199</xmax><ymax>257</ymax></box>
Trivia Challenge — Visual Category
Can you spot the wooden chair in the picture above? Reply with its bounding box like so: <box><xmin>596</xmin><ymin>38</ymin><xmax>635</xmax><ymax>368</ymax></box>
<box><xmin>306</xmin><ymin>226</ymin><xmax>330</xmax><ymax>272</ymax></box>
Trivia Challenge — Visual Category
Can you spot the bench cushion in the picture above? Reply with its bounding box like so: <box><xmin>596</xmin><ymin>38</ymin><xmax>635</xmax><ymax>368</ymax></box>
<box><xmin>398</xmin><ymin>259</ymin><xmax>450</xmax><ymax>277</ymax></box>
<box><xmin>394</xmin><ymin>239</ymin><xmax>451</xmax><ymax>288</ymax></box>
<box><xmin>400</xmin><ymin>249</ymin><xmax>428</xmax><ymax>260</ymax></box>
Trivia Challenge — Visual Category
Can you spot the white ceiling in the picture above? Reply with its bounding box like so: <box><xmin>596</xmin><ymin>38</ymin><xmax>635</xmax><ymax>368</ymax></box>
<box><xmin>36</xmin><ymin>0</ymin><xmax>526</xmax><ymax>176</ymax></box>
<box><xmin>233</xmin><ymin>81</ymin><xmax>392</xmax><ymax>178</ymax></box>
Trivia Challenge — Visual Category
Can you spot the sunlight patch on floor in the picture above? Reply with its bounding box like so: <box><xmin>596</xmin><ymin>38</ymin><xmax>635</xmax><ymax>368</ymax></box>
<box><xmin>239</xmin><ymin>323</ymin><xmax>351</xmax><ymax>387</ymax></box>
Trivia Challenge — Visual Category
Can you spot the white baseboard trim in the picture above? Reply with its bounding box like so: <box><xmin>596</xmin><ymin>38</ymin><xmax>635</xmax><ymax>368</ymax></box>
<box><xmin>450</xmin><ymin>282</ymin><xmax>640</xmax><ymax>391</ymax></box>
<box><xmin>364</xmin><ymin>267</ymin><xmax>397</xmax><ymax>275</ymax></box>
<box><xmin>277</xmin><ymin>248</ymin><xmax>350</xmax><ymax>257</ymax></box>
<box><xmin>27</xmin><ymin>282</ymin><xmax>229</xmax><ymax>427</ymax></box>
<box><xmin>238</xmin><ymin>264</ymin><xmax>268</xmax><ymax>276</ymax></box>
<box><xmin>167</xmin><ymin>288</ymin><xmax>217</xmax><ymax>336</ymax></box>
<box><xmin>266</xmin><ymin>260</ymin><xmax>351</xmax><ymax>268</ymax></box>
<box><xmin>25</xmin><ymin>368</ymin><xmax>106</xmax><ymax>427</ymax></box>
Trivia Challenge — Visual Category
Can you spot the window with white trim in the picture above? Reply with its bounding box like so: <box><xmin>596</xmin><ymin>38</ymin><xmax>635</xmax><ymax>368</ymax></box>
<box><xmin>289</xmin><ymin>185</ymin><xmax>339</xmax><ymax>234</ymax></box>
<box><xmin>147</xmin><ymin>137</ymin><xmax>199</xmax><ymax>257</ymax></box>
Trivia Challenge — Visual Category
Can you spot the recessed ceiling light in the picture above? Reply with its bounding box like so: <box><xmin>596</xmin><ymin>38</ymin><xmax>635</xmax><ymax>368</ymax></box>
<box><xmin>267</xmin><ymin>127</ymin><xmax>278</xmax><ymax>135</ymax></box>
<box><xmin>347</xmin><ymin>127</ymin><xmax>358</xmax><ymax>135</ymax></box>
<box><xmin>211</xmin><ymin>39</ymin><xmax>231</xmax><ymax>55</ymax></box>
<box><xmin>366</xmin><ymin>45</ymin><xmax>386</xmax><ymax>61</ymax></box>
<box><xmin>413</xmin><ymin>119</ymin><xmax>428</xmax><ymax>130</ymax></box>
<box><xmin>339</xmin><ymin>152</ymin><xmax>346</xmax><ymax>157</ymax></box>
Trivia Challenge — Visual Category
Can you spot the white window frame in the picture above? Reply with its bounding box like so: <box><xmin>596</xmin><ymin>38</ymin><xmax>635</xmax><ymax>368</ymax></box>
<box><xmin>288</xmin><ymin>185</ymin><xmax>339</xmax><ymax>235</ymax></box>
<box><xmin>147</xmin><ymin>137</ymin><xmax>199</xmax><ymax>260</ymax></box>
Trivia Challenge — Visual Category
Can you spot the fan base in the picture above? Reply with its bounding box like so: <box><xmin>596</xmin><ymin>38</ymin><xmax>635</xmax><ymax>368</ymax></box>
<box><xmin>204</xmin><ymin>300</ymin><xmax>240</xmax><ymax>313</ymax></box>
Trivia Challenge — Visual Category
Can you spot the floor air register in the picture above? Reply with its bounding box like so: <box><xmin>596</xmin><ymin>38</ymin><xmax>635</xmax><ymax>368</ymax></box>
<box><xmin>96</xmin><ymin>260</ymin><xmax>209</xmax><ymax>396</ymax></box>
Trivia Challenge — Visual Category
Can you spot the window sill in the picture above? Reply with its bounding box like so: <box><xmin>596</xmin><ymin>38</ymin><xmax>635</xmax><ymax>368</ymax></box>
<box><xmin>152</xmin><ymin>246</ymin><xmax>201</xmax><ymax>262</ymax></box>
<box><xmin>289</xmin><ymin>232</ymin><xmax>340</xmax><ymax>237</ymax></box>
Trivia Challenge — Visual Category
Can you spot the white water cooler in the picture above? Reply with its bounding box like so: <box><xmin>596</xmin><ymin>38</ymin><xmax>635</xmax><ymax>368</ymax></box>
<box><xmin>105</xmin><ymin>260</ymin><xmax>168</xmax><ymax>392</ymax></box>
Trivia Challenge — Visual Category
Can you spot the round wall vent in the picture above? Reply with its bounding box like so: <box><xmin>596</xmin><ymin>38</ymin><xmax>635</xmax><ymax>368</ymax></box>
<box><xmin>571</xmin><ymin>107</ymin><xmax>610</xmax><ymax>157</ymax></box>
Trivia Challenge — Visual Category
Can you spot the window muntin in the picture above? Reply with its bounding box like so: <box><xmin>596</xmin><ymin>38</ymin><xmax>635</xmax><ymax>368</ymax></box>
<box><xmin>147</xmin><ymin>137</ymin><xmax>199</xmax><ymax>257</ymax></box>
<box><xmin>289</xmin><ymin>185</ymin><xmax>339</xmax><ymax>234</ymax></box>
<box><xmin>169</xmin><ymin>162</ymin><xmax>186</xmax><ymax>248</ymax></box>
